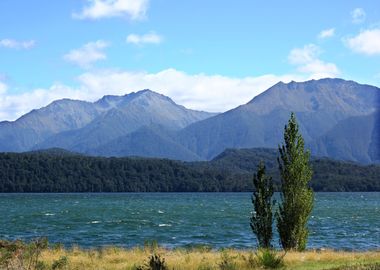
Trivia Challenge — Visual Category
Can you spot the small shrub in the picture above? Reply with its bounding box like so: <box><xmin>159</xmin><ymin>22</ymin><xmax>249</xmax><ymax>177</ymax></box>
<box><xmin>136</xmin><ymin>254</ymin><xmax>168</xmax><ymax>270</ymax></box>
<box><xmin>35</xmin><ymin>261</ymin><xmax>49</xmax><ymax>270</ymax></box>
<box><xmin>147</xmin><ymin>254</ymin><xmax>168</xmax><ymax>270</ymax></box>
<box><xmin>51</xmin><ymin>256</ymin><xmax>69</xmax><ymax>270</ymax></box>
<box><xmin>0</xmin><ymin>238</ymin><xmax>48</xmax><ymax>270</ymax></box>
<box><xmin>255</xmin><ymin>249</ymin><xmax>285</xmax><ymax>269</ymax></box>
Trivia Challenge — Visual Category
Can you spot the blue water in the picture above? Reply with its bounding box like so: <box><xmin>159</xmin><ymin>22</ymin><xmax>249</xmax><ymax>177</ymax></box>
<box><xmin>0</xmin><ymin>193</ymin><xmax>379</xmax><ymax>250</ymax></box>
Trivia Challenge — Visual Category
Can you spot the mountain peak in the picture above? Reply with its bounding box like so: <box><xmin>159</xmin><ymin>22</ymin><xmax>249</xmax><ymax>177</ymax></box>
<box><xmin>133</xmin><ymin>89</ymin><xmax>174</xmax><ymax>101</ymax></box>
<box><xmin>247</xmin><ymin>78</ymin><xmax>379</xmax><ymax>115</ymax></box>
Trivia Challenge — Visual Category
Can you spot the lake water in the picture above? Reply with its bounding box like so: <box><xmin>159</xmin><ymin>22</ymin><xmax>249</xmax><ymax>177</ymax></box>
<box><xmin>0</xmin><ymin>193</ymin><xmax>379</xmax><ymax>250</ymax></box>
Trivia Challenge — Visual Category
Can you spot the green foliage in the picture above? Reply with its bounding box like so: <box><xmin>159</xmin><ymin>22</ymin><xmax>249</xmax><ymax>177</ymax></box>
<box><xmin>136</xmin><ymin>254</ymin><xmax>168</xmax><ymax>270</ymax></box>
<box><xmin>0</xmin><ymin>153</ymin><xmax>240</xmax><ymax>192</ymax></box>
<box><xmin>0</xmin><ymin>238</ymin><xmax>48</xmax><ymax>270</ymax></box>
<box><xmin>51</xmin><ymin>256</ymin><xmax>69</xmax><ymax>270</ymax></box>
<box><xmin>35</xmin><ymin>261</ymin><xmax>49</xmax><ymax>270</ymax></box>
<box><xmin>276</xmin><ymin>113</ymin><xmax>314</xmax><ymax>251</ymax></box>
<box><xmin>255</xmin><ymin>249</ymin><xmax>285</xmax><ymax>269</ymax></box>
<box><xmin>204</xmin><ymin>148</ymin><xmax>380</xmax><ymax>192</ymax></box>
<box><xmin>0</xmin><ymin>148</ymin><xmax>379</xmax><ymax>193</ymax></box>
<box><xmin>250</xmin><ymin>162</ymin><xmax>275</xmax><ymax>249</ymax></box>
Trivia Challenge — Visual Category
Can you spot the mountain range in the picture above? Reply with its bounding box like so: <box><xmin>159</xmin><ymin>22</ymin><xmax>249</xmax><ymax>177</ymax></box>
<box><xmin>0</xmin><ymin>78</ymin><xmax>379</xmax><ymax>163</ymax></box>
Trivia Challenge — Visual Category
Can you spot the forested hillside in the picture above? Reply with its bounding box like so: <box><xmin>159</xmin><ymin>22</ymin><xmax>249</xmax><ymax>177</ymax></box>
<box><xmin>0</xmin><ymin>148</ymin><xmax>379</xmax><ymax>192</ymax></box>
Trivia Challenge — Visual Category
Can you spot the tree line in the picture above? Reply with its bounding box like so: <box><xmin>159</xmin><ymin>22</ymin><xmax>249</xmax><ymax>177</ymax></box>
<box><xmin>0</xmin><ymin>146</ymin><xmax>379</xmax><ymax>193</ymax></box>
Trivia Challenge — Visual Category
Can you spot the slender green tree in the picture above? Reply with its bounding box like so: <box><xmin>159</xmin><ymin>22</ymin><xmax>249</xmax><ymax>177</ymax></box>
<box><xmin>276</xmin><ymin>112</ymin><xmax>314</xmax><ymax>251</ymax></box>
<box><xmin>250</xmin><ymin>162</ymin><xmax>275</xmax><ymax>249</ymax></box>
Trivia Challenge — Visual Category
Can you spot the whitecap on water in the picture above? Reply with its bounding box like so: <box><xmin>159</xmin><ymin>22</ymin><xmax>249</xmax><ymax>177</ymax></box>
<box><xmin>90</xmin><ymin>221</ymin><xmax>101</xmax><ymax>224</ymax></box>
<box><xmin>159</xmin><ymin>224</ymin><xmax>172</xmax><ymax>227</ymax></box>
<box><xmin>44</xmin><ymin>213</ymin><xmax>55</xmax><ymax>216</ymax></box>
<box><xmin>158</xmin><ymin>210</ymin><xmax>164</xmax><ymax>214</ymax></box>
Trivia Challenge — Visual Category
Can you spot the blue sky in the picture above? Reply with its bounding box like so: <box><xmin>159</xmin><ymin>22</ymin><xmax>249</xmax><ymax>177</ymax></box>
<box><xmin>0</xmin><ymin>0</ymin><xmax>379</xmax><ymax>120</ymax></box>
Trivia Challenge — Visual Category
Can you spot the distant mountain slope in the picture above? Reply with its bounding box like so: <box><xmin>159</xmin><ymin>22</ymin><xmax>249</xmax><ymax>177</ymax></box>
<box><xmin>0</xmin><ymin>99</ymin><xmax>101</xmax><ymax>151</ymax></box>
<box><xmin>0</xmin><ymin>90</ymin><xmax>215</xmax><ymax>153</ymax></box>
<box><xmin>311</xmin><ymin>112</ymin><xmax>378</xmax><ymax>163</ymax></box>
<box><xmin>91</xmin><ymin>125</ymin><xmax>202</xmax><ymax>161</ymax></box>
<box><xmin>178</xmin><ymin>78</ymin><xmax>380</xmax><ymax>163</ymax></box>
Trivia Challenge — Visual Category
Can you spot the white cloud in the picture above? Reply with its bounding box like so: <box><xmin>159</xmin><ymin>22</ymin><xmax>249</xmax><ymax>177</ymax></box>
<box><xmin>63</xmin><ymin>40</ymin><xmax>109</xmax><ymax>68</ymax></box>
<box><xmin>345</xmin><ymin>29</ymin><xmax>380</xmax><ymax>55</ymax></box>
<box><xmin>0</xmin><ymin>69</ymin><xmax>307</xmax><ymax>121</ymax></box>
<box><xmin>288</xmin><ymin>44</ymin><xmax>340</xmax><ymax>78</ymax></box>
<box><xmin>0</xmin><ymin>83</ymin><xmax>87</xmax><ymax>121</ymax></box>
<box><xmin>73</xmin><ymin>0</ymin><xmax>148</xmax><ymax>20</ymax></box>
<box><xmin>288</xmin><ymin>44</ymin><xmax>321</xmax><ymax>65</ymax></box>
<box><xmin>0</xmin><ymin>81</ymin><xmax>7</xmax><ymax>95</ymax></box>
<box><xmin>126</xmin><ymin>32</ymin><xmax>163</xmax><ymax>45</ymax></box>
<box><xmin>351</xmin><ymin>8</ymin><xmax>366</xmax><ymax>24</ymax></box>
<box><xmin>318</xmin><ymin>28</ymin><xmax>335</xmax><ymax>39</ymax></box>
<box><xmin>76</xmin><ymin>69</ymin><xmax>304</xmax><ymax>112</ymax></box>
<box><xmin>0</xmin><ymin>39</ymin><xmax>35</xmax><ymax>49</ymax></box>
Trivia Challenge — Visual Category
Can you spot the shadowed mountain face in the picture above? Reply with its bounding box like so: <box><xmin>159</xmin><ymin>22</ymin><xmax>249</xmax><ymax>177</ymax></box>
<box><xmin>0</xmin><ymin>79</ymin><xmax>379</xmax><ymax>163</ymax></box>
<box><xmin>177</xmin><ymin>78</ymin><xmax>380</xmax><ymax>163</ymax></box>
<box><xmin>91</xmin><ymin>125</ymin><xmax>202</xmax><ymax>161</ymax></box>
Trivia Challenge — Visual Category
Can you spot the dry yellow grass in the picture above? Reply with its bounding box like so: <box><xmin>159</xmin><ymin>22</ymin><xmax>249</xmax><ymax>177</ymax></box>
<box><xmin>37</xmin><ymin>246</ymin><xmax>380</xmax><ymax>270</ymax></box>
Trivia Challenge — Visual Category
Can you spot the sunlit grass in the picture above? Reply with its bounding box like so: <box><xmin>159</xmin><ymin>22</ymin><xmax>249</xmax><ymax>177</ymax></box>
<box><xmin>37</xmin><ymin>247</ymin><xmax>380</xmax><ymax>270</ymax></box>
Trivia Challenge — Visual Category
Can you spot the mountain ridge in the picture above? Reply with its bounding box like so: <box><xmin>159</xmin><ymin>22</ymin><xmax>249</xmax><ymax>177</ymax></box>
<box><xmin>0</xmin><ymin>90</ymin><xmax>216</xmax><ymax>158</ymax></box>
<box><xmin>0</xmin><ymin>78</ymin><xmax>378</xmax><ymax>163</ymax></box>
<box><xmin>177</xmin><ymin>78</ymin><xmax>379</xmax><ymax>163</ymax></box>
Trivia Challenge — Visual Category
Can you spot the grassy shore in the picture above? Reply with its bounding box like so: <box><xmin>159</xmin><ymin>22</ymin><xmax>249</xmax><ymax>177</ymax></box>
<box><xmin>35</xmin><ymin>246</ymin><xmax>380</xmax><ymax>270</ymax></box>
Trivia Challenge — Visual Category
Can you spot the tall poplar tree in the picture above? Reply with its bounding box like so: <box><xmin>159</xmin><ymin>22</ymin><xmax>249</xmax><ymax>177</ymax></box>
<box><xmin>250</xmin><ymin>162</ymin><xmax>275</xmax><ymax>249</ymax></box>
<box><xmin>276</xmin><ymin>112</ymin><xmax>314</xmax><ymax>251</ymax></box>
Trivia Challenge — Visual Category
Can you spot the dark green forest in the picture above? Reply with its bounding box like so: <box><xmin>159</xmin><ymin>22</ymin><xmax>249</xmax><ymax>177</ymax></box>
<box><xmin>0</xmin><ymin>148</ymin><xmax>379</xmax><ymax>192</ymax></box>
